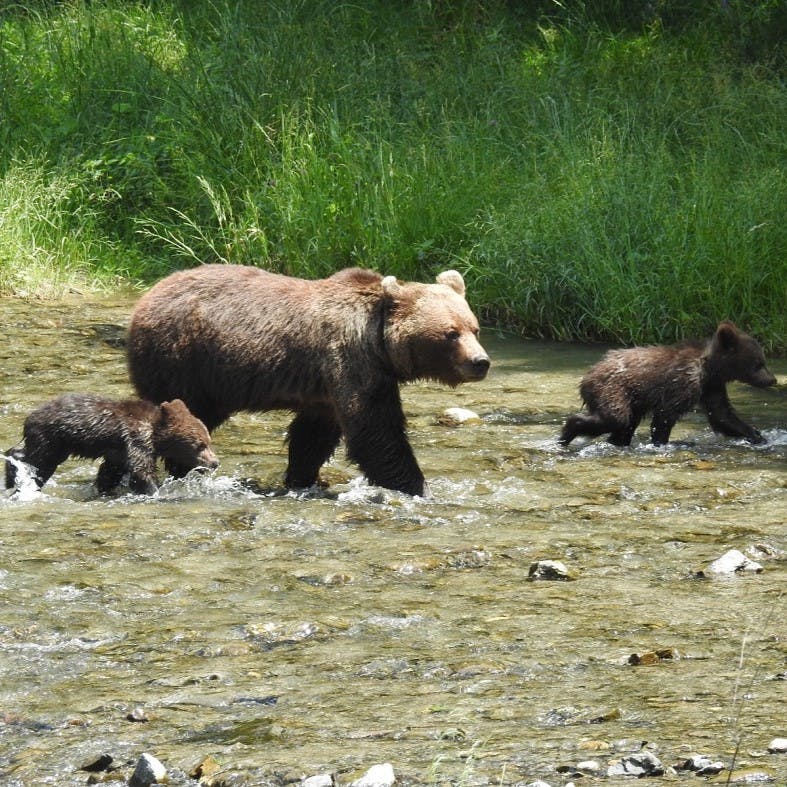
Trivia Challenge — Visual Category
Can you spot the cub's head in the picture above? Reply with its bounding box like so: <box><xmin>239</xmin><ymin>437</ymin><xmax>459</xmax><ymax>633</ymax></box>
<box><xmin>154</xmin><ymin>400</ymin><xmax>219</xmax><ymax>471</ymax></box>
<box><xmin>382</xmin><ymin>270</ymin><xmax>490</xmax><ymax>386</ymax></box>
<box><xmin>709</xmin><ymin>321</ymin><xmax>776</xmax><ymax>388</ymax></box>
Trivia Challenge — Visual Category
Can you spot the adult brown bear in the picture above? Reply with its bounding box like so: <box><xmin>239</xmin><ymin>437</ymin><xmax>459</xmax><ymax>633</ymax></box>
<box><xmin>127</xmin><ymin>265</ymin><xmax>490</xmax><ymax>495</ymax></box>
<box><xmin>559</xmin><ymin>321</ymin><xmax>776</xmax><ymax>447</ymax></box>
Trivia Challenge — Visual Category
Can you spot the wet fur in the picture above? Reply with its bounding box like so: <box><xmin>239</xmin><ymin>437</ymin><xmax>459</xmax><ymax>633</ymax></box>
<box><xmin>560</xmin><ymin>321</ymin><xmax>776</xmax><ymax>446</ymax></box>
<box><xmin>126</xmin><ymin>265</ymin><xmax>490</xmax><ymax>495</ymax></box>
<box><xmin>5</xmin><ymin>395</ymin><xmax>217</xmax><ymax>494</ymax></box>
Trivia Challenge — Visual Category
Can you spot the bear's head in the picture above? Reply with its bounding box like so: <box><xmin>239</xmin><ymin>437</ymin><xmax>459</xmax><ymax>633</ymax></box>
<box><xmin>381</xmin><ymin>270</ymin><xmax>490</xmax><ymax>386</ymax></box>
<box><xmin>706</xmin><ymin>321</ymin><xmax>777</xmax><ymax>388</ymax></box>
<box><xmin>153</xmin><ymin>399</ymin><xmax>220</xmax><ymax>471</ymax></box>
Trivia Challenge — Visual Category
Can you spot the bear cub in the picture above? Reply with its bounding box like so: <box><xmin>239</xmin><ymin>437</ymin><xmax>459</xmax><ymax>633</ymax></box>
<box><xmin>5</xmin><ymin>394</ymin><xmax>218</xmax><ymax>494</ymax></box>
<box><xmin>559</xmin><ymin>321</ymin><xmax>776</xmax><ymax>447</ymax></box>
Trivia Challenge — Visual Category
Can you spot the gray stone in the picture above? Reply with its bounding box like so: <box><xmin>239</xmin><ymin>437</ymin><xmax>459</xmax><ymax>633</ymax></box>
<box><xmin>607</xmin><ymin>751</ymin><xmax>664</xmax><ymax>777</ymax></box>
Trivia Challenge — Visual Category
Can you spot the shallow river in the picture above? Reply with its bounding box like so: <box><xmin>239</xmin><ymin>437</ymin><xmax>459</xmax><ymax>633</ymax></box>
<box><xmin>1</xmin><ymin>296</ymin><xmax>785</xmax><ymax>787</ymax></box>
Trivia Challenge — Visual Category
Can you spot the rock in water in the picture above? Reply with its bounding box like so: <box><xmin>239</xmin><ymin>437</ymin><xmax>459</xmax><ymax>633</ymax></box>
<box><xmin>697</xmin><ymin>549</ymin><xmax>763</xmax><ymax>576</ymax></box>
<box><xmin>350</xmin><ymin>763</ymin><xmax>396</xmax><ymax>787</ymax></box>
<box><xmin>607</xmin><ymin>751</ymin><xmax>664</xmax><ymax>777</ymax></box>
<box><xmin>437</xmin><ymin>407</ymin><xmax>481</xmax><ymax>426</ymax></box>
<box><xmin>528</xmin><ymin>560</ymin><xmax>577</xmax><ymax>581</ymax></box>
<box><xmin>129</xmin><ymin>753</ymin><xmax>167</xmax><ymax>787</ymax></box>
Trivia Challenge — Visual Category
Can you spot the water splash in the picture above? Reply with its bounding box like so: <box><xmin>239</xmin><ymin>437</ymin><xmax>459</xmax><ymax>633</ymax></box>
<box><xmin>0</xmin><ymin>451</ymin><xmax>41</xmax><ymax>501</ymax></box>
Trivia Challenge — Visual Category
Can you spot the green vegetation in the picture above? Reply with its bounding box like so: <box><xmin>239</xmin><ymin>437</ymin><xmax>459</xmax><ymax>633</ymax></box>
<box><xmin>1</xmin><ymin>1</ymin><xmax>785</xmax><ymax>349</ymax></box>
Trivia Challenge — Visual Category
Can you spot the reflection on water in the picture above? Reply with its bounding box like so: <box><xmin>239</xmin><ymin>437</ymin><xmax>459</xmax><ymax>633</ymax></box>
<box><xmin>1</xmin><ymin>296</ymin><xmax>785</xmax><ymax>786</ymax></box>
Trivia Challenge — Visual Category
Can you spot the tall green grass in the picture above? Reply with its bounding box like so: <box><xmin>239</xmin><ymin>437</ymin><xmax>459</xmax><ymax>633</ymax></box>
<box><xmin>0</xmin><ymin>1</ymin><xmax>784</xmax><ymax>349</ymax></box>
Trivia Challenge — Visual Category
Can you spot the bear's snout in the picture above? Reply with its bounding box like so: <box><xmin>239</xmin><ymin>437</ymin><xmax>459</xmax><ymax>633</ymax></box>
<box><xmin>461</xmin><ymin>353</ymin><xmax>491</xmax><ymax>381</ymax></box>
<box><xmin>198</xmin><ymin>448</ymin><xmax>220</xmax><ymax>470</ymax></box>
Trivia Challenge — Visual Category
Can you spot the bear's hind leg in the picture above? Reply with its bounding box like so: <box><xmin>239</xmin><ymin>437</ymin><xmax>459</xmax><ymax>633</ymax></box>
<box><xmin>649</xmin><ymin>411</ymin><xmax>677</xmax><ymax>445</ymax></box>
<box><xmin>559</xmin><ymin>413</ymin><xmax>615</xmax><ymax>445</ymax></box>
<box><xmin>285</xmin><ymin>407</ymin><xmax>343</xmax><ymax>488</ymax></box>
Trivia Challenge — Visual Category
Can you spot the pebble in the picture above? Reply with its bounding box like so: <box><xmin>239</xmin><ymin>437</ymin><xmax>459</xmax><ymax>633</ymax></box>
<box><xmin>678</xmin><ymin>754</ymin><xmax>725</xmax><ymax>775</ymax></box>
<box><xmin>607</xmin><ymin>750</ymin><xmax>664</xmax><ymax>777</ymax></box>
<box><xmin>768</xmin><ymin>737</ymin><xmax>787</xmax><ymax>753</ymax></box>
<box><xmin>350</xmin><ymin>763</ymin><xmax>396</xmax><ymax>787</ymax></box>
<box><xmin>437</xmin><ymin>407</ymin><xmax>481</xmax><ymax>426</ymax></box>
<box><xmin>129</xmin><ymin>753</ymin><xmax>167</xmax><ymax>787</ymax></box>
<box><xmin>697</xmin><ymin>548</ymin><xmax>763</xmax><ymax>576</ymax></box>
<box><xmin>302</xmin><ymin>774</ymin><xmax>334</xmax><ymax>787</ymax></box>
<box><xmin>528</xmin><ymin>559</ymin><xmax>576</xmax><ymax>581</ymax></box>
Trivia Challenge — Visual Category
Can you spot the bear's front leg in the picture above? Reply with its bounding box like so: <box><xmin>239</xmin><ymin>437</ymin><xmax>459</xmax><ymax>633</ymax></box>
<box><xmin>96</xmin><ymin>460</ymin><xmax>128</xmax><ymax>494</ymax></box>
<box><xmin>701</xmin><ymin>389</ymin><xmax>765</xmax><ymax>444</ymax></box>
<box><xmin>338</xmin><ymin>382</ymin><xmax>426</xmax><ymax>496</ymax></box>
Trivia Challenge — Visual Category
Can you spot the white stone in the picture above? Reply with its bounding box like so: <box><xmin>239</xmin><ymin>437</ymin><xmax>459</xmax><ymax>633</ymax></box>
<box><xmin>129</xmin><ymin>753</ymin><xmax>167</xmax><ymax>787</ymax></box>
<box><xmin>768</xmin><ymin>737</ymin><xmax>787</xmax><ymax>753</ymax></box>
<box><xmin>302</xmin><ymin>774</ymin><xmax>333</xmax><ymax>787</ymax></box>
<box><xmin>705</xmin><ymin>548</ymin><xmax>763</xmax><ymax>575</ymax></box>
<box><xmin>438</xmin><ymin>407</ymin><xmax>481</xmax><ymax>426</ymax></box>
<box><xmin>350</xmin><ymin>763</ymin><xmax>396</xmax><ymax>787</ymax></box>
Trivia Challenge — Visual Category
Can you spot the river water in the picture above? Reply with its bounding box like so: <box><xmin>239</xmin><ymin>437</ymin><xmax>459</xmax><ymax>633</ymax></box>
<box><xmin>0</xmin><ymin>296</ymin><xmax>785</xmax><ymax>786</ymax></box>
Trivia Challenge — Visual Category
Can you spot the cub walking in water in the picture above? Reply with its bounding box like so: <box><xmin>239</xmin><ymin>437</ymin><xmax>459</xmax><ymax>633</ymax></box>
<box><xmin>559</xmin><ymin>321</ymin><xmax>776</xmax><ymax>447</ymax></box>
<box><xmin>5</xmin><ymin>394</ymin><xmax>218</xmax><ymax>494</ymax></box>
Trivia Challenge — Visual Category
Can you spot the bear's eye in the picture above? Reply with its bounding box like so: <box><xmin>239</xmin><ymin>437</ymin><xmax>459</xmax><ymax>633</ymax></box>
<box><xmin>446</xmin><ymin>329</ymin><xmax>460</xmax><ymax>342</ymax></box>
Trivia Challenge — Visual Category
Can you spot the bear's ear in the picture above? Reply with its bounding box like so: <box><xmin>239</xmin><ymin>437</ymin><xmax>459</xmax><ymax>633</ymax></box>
<box><xmin>715</xmin><ymin>320</ymin><xmax>740</xmax><ymax>351</ymax></box>
<box><xmin>160</xmin><ymin>399</ymin><xmax>187</xmax><ymax>420</ymax></box>
<box><xmin>436</xmin><ymin>270</ymin><xmax>465</xmax><ymax>297</ymax></box>
<box><xmin>381</xmin><ymin>275</ymin><xmax>403</xmax><ymax>299</ymax></box>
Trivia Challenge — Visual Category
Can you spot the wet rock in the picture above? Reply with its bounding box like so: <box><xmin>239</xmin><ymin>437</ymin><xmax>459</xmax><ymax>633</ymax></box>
<box><xmin>126</xmin><ymin>707</ymin><xmax>149</xmax><ymax>722</ymax></box>
<box><xmin>768</xmin><ymin>737</ymin><xmax>787</xmax><ymax>753</ymax></box>
<box><xmin>697</xmin><ymin>549</ymin><xmax>763</xmax><ymax>576</ymax></box>
<box><xmin>129</xmin><ymin>753</ymin><xmax>167</xmax><ymax>787</ymax></box>
<box><xmin>628</xmin><ymin>647</ymin><xmax>678</xmax><ymax>665</ymax></box>
<box><xmin>349</xmin><ymin>763</ymin><xmax>396</xmax><ymax>787</ymax></box>
<box><xmin>607</xmin><ymin>750</ymin><xmax>665</xmax><ymax>777</ymax></box>
<box><xmin>524</xmin><ymin>781</ymin><xmax>553</xmax><ymax>787</ymax></box>
<box><xmin>301</xmin><ymin>774</ymin><xmax>333</xmax><ymax>787</ymax></box>
<box><xmin>678</xmin><ymin>754</ymin><xmax>726</xmax><ymax>775</ymax></box>
<box><xmin>528</xmin><ymin>559</ymin><xmax>576</xmax><ymax>581</ymax></box>
<box><xmin>189</xmin><ymin>755</ymin><xmax>222</xmax><ymax>781</ymax></box>
<box><xmin>79</xmin><ymin>753</ymin><xmax>113</xmax><ymax>772</ymax></box>
<box><xmin>437</xmin><ymin>407</ymin><xmax>481</xmax><ymax>426</ymax></box>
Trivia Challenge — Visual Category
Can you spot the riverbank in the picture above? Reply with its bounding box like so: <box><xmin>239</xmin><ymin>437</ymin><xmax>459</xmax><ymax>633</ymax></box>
<box><xmin>1</xmin><ymin>1</ymin><xmax>785</xmax><ymax>350</ymax></box>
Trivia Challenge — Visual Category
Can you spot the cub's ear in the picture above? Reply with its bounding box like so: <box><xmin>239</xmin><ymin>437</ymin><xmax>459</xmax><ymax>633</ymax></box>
<box><xmin>715</xmin><ymin>320</ymin><xmax>740</xmax><ymax>351</ymax></box>
<box><xmin>381</xmin><ymin>275</ymin><xmax>403</xmax><ymax>299</ymax></box>
<box><xmin>436</xmin><ymin>270</ymin><xmax>465</xmax><ymax>297</ymax></box>
<box><xmin>160</xmin><ymin>399</ymin><xmax>188</xmax><ymax>419</ymax></box>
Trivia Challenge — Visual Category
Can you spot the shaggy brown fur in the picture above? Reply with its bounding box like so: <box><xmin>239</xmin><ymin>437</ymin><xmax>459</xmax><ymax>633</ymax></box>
<box><xmin>5</xmin><ymin>395</ymin><xmax>218</xmax><ymax>494</ymax></box>
<box><xmin>126</xmin><ymin>265</ymin><xmax>490</xmax><ymax>495</ymax></box>
<box><xmin>560</xmin><ymin>321</ymin><xmax>776</xmax><ymax>447</ymax></box>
